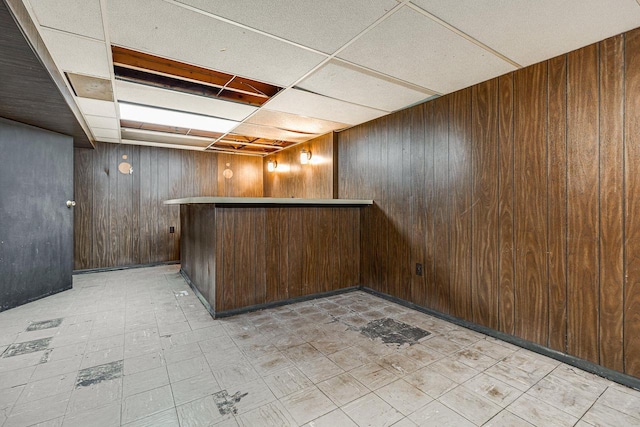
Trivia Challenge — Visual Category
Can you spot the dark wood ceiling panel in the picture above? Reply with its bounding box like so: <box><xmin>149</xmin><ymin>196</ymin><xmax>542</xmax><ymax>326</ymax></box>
<box><xmin>0</xmin><ymin>0</ymin><xmax>93</xmax><ymax>148</ymax></box>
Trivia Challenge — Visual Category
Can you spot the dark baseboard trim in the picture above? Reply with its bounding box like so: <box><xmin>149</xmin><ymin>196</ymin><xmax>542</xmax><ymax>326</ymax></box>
<box><xmin>179</xmin><ymin>269</ymin><xmax>216</xmax><ymax>318</ymax></box>
<box><xmin>180</xmin><ymin>266</ymin><xmax>360</xmax><ymax>319</ymax></box>
<box><xmin>213</xmin><ymin>286</ymin><xmax>360</xmax><ymax>318</ymax></box>
<box><xmin>174</xmin><ymin>267</ymin><xmax>640</xmax><ymax>390</ymax></box>
<box><xmin>361</xmin><ymin>286</ymin><xmax>640</xmax><ymax>391</ymax></box>
<box><xmin>73</xmin><ymin>261</ymin><xmax>180</xmax><ymax>275</ymax></box>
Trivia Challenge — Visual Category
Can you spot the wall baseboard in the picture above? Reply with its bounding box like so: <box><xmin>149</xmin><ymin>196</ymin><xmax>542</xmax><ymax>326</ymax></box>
<box><xmin>214</xmin><ymin>286</ymin><xmax>360</xmax><ymax>318</ymax></box>
<box><xmin>73</xmin><ymin>261</ymin><xmax>179</xmax><ymax>275</ymax></box>
<box><xmin>361</xmin><ymin>286</ymin><xmax>640</xmax><ymax>391</ymax></box>
<box><xmin>177</xmin><ymin>264</ymin><xmax>640</xmax><ymax>391</ymax></box>
<box><xmin>180</xmin><ymin>268</ymin><xmax>359</xmax><ymax>318</ymax></box>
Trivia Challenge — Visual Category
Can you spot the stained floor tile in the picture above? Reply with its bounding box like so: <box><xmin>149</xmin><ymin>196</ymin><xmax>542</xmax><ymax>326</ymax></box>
<box><xmin>1</xmin><ymin>337</ymin><xmax>52</xmax><ymax>358</ymax></box>
<box><xmin>359</xmin><ymin>318</ymin><xmax>430</xmax><ymax>346</ymax></box>
<box><xmin>26</xmin><ymin>318</ymin><xmax>64</xmax><ymax>331</ymax></box>
<box><xmin>0</xmin><ymin>265</ymin><xmax>637</xmax><ymax>426</ymax></box>
<box><xmin>76</xmin><ymin>360</ymin><xmax>124</xmax><ymax>387</ymax></box>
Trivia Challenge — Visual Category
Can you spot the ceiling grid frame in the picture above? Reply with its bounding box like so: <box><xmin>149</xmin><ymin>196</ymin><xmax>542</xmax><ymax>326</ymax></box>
<box><xmin>200</xmin><ymin>0</ymin><xmax>416</xmax><ymax>151</ymax></box>
<box><xmin>18</xmin><ymin>0</ymin><xmax>640</xmax><ymax>153</ymax></box>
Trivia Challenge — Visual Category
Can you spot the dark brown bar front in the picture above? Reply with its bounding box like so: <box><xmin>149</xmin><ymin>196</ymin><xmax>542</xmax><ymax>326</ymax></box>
<box><xmin>173</xmin><ymin>197</ymin><xmax>371</xmax><ymax>316</ymax></box>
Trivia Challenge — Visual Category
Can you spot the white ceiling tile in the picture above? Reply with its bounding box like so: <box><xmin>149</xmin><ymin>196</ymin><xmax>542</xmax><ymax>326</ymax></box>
<box><xmin>29</xmin><ymin>0</ymin><xmax>104</xmax><ymax>40</ymax></box>
<box><xmin>247</xmin><ymin>109</ymin><xmax>348</xmax><ymax>134</ymax></box>
<box><xmin>410</xmin><ymin>0</ymin><xmax>640</xmax><ymax>67</ymax></box>
<box><xmin>265</xmin><ymin>88</ymin><xmax>387</xmax><ymax>125</ymax></box>
<box><xmin>175</xmin><ymin>0</ymin><xmax>397</xmax><ymax>54</ymax></box>
<box><xmin>76</xmin><ymin>98</ymin><xmax>117</xmax><ymax>118</ymax></box>
<box><xmin>40</xmin><ymin>29</ymin><xmax>111</xmax><ymax>78</ymax></box>
<box><xmin>232</xmin><ymin>123</ymin><xmax>317</xmax><ymax>143</ymax></box>
<box><xmin>297</xmin><ymin>60</ymin><xmax>434</xmax><ymax>112</ymax></box>
<box><xmin>84</xmin><ymin>115</ymin><xmax>118</xmax><ymax>129</ymax></box>
<box><xmin>92</xmin><ymin>128</ymin><xmax>120</xmax><ymax>139</ymax></box>
<box><xmin>107</xmin><ymin>0</ymin><xmax>326</xmax><ymax>87</ymax></box>
<box><xmin>115</xmin><ymin>81</ymin><xmax>257</xmax><ymax>122</ymax></box>
<box><xmin>337</xmin><ymin>7</ymin><xmax>515</xmax><ymax>94</ymax></box>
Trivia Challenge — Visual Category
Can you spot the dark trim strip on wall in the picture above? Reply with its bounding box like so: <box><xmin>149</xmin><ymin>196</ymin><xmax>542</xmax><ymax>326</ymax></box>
<box><xmin>181</xmin><ymin>267</ymin><xmax>359</xmax><ymax>318</ymax></box>
<box><xmin>73</xmin><ymin>260</ymin><xmax>179</xmax><ymax>275</ymax></box>
<box><xmin>179</xmin><ymin>250</ymin><xmax>640</xmax><ymax>391</ymax></box>
<box><xmin>361</xmin><ymin>286</ymin><xmax>640</xmax><ymax>392</ymax></box>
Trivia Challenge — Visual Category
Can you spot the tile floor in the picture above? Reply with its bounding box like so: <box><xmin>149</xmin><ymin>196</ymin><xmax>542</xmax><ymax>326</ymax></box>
<box><xmin>1</xmin><ymin>265</ymin><xmax>639</xmax><ymax>426</ymax></box>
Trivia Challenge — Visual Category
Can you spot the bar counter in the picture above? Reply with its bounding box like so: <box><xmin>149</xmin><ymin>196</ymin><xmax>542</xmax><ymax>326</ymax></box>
<box><xmin>164</xmin><ymin>197</ymin><xmax>372</xmax><ymax>317</ymax></box>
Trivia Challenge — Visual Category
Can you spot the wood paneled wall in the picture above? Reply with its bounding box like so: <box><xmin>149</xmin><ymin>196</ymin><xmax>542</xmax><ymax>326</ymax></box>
<box><xmin>74</xmin><ymin>142</ymin><xmax>262</xmax><ymax>270</ymax></box>
<box><xmin>339</xmin><ymin>30</ymin><xmax>640</xmax><ymax>377</ymax></box>
<box><xmin>180</xmin><ymin>204</ymin><xmax>360</xmax><ymax>314</ymax></box>
<box><xmin>263</xmin><ymin>133</ymin><xmax>337</xmax><ymax>199</ymax></box>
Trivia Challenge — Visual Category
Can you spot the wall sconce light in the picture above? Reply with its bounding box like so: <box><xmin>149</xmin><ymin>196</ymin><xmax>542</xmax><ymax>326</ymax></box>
<box><xmin>300</xmin><ymin>149</ymin><xmax>312</xmax><ymax>165</ymax></box>
<box><xmin>267</xmin><ymin>159</ymin><xmax>277</xmax><ymax>172</ymax></box>
<box><xmin>223</xmin><ymin>163</ymin><xmax>233</xmax><ymax>179</ymax></box>
<box><xmin>118</xmin><ymin>154</ymin><xmax>133</xmax><ymax>175</ymax></box>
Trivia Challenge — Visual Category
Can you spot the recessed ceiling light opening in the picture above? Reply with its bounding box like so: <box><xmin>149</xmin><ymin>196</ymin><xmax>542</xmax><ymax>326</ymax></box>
<box><xmin>118</xmin><ymin>102</ymin><xmax>238</xmax><ymax>134</ymax></box>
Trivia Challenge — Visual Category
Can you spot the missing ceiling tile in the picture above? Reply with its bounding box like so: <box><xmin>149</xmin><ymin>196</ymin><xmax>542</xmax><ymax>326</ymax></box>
<box><xmin>66</xmin><ymin>72</ymin><xmax>114</xmax><ymax>101</ymax></box>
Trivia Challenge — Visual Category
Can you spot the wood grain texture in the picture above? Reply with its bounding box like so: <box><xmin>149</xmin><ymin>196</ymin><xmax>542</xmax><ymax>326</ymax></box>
<box><xmin>337</xmin><ymin>29</ymin><xmax>640</xmax><ymax>379</ymax></box>
<box><xmin>514</xmin><ymin>62</ymin><xmax>549</xmax><ymax>346</ymax></box>
<box><xmin>547</xmin><ymin>55</ymin><xmax>568</xmax><ymax>352</ymax></box>
<box><xmin>567</xmin><ymin>44</ymin><xmax>600</xmax><ymax>363</ymax></box>
<box><xmin>138</xmin><ymin>146</ymin><xmax>152</xmax><ymax>264</ymax></box>
<box><xmin>277</xmin><ymin>208</ymin><xmax>290</xmax><ymax>301</ymax></box>
<box><xmin>387</xmin><ymin>111</ymin><xmax>411</xmax><ymax>301</ymax></box>
<box><xmin>371</xmin><ymin>117</ymin><xmax>389</xmax><ymax>295</ymax></box>
<box><xmin>471</xmin><ymin>79</ymin><xmax>499</xmax><ymax>329</ymax></box>
<box><xmin>410</xmin><ymin>104</ymin><xmax>428</xmax><ymax>307</ymax></box>
<box><xmin>108</xmin><ymin>142</ymin><xmax>118</xmax><ymax>268</ymax></box>
<box><xmin>288</xmin><ymin>208</ymin><xmax>304</xmax><ymax>299</ymax></box>
<box><xmin>217</xmin><ymin>154</ymin><xmax>263</xmax><ymax>197</ymax></box>
<box><xmin>599</xmin><ymin>35</ymin><xmax>625</xmax><ymax>371</ymax></box>
<box><xmin>399</xmin><ymin>110</ymin><xmax>413</xmax><ymax>301</ymax></box>
<box><xmin>497</xmin><ymin>73</ymin><xmax>516</xmax><ymax>335</ymax></box>
<box><xmin>448</xmin><ymin>88</ymin><xmax>473</xmax><ymax>320</ymax></box>
<box><xmin>263</xmin><ymin>133</ymin><xmax>335</xmax><ymax>199</ymax></box>
<box><xmin>74</xmin><ymin>142</ymin><xmax>262</xmax><ymax>269</ymax></box>
<box><xmin>180</xmin><ymin>204</ymin><xmax>215</xmax><ymax>305</ymax></box>
<box><xmin>432</xmin><ymin>96</ymin><xmax>451</xmax><ymax>313</ymax></box>
<box><xmin>265</xmin><ymin>209</ymin><xmax>280</xmax><ymax>303</ymax></box>
<box><xmin>74</xmin><ymin>148</ymin><xmax>93</xmax><ymax>269</ymax></box>
<box><xmin>221</xmin><ymin>208</ymin><xmax>235</xmax><ymax>311</ymax></box>
<box><xmin>302</xmin><ymin>208</ymin><xmax>317</xmax><ymax>296</ymax></box>
<box><xmin>181</xmin><ymin>204</ymin><xmax>363</xmax><ymax>313</ymax></box>
<box><xmin>93</xmin><ymin>142</ymin><xmax>110</xmax><ymax>268</ymax></box>
<box><xmin>235</xmin><ymin>208</ymin><xmax>254</xmax><ymax>309</ymax></box>
<box><xmin>131</xmin><ymin>147</ymin><xmax>141</xmax><ymax>265</ymax></box>
<box><xmin>625</xmin><ymin>28</ymin><xmax>640</xmax><ymax>378</ymax></box>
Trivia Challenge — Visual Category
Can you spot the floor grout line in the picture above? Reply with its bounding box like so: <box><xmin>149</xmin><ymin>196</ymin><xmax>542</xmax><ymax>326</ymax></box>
<box><xmin>0</xmin><ymin>265</ymin><xmax>638</xmax><ymax>427</ymax></box>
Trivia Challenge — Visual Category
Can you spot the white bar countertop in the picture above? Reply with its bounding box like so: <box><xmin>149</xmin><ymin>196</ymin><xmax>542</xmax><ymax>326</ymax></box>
<box><xmin>164</xmin><ymin>197</ymin><xmax>373</xmax><ymax>206</ymax></box>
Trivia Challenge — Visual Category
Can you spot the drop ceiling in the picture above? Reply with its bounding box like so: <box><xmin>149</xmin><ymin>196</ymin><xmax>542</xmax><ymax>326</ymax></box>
<box><xmin>16</xmin><ymin>0</ymin><xmax>640</xmax><ymax>155</ymax></box>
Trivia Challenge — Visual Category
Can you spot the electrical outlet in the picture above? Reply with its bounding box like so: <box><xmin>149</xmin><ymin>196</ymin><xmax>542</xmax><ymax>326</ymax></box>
<box><xmin>170</xmin><ymin>226</ymin><xmax>175</xmax><ymax>233</ymax></box>
<box><xmin>416</xmin><ymin>263</ymin><xmax>423</xmax><ymax>276</ymax></box>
